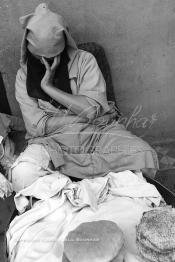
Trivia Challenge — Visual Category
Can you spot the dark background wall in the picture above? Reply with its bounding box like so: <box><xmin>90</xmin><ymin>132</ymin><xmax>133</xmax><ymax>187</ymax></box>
<box><xmin>0</xmin><ymin>0</ymin><xmax>175</xmax><ymax>142</ymax></box>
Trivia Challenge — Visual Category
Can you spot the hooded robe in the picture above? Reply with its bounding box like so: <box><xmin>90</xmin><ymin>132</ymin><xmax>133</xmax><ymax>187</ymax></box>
<box><xmin>14</xmin><ymin>3</ymin><xmax>159</xmax><ymax>180</ymax></box>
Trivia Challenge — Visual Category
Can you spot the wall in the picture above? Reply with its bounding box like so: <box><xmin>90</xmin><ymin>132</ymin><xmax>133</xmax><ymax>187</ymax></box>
<box><xmin>0</xmin><ymin>0</ymin><xmax>175</xmax><ymax>142</ymax></box>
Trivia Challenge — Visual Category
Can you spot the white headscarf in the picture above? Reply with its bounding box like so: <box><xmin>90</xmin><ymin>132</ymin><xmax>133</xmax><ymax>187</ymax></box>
<box><xmin>19</xmin><ymin>3</ymin><xmax>77</xmax><ymax>66</ymax></box>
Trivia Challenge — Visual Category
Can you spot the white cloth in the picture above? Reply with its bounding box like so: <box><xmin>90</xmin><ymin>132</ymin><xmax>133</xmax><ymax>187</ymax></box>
<box><xmin>14</xmin><ymin>172</ymin><xmax>70</xmax><ymax>214</ymax></box>
<box><xmin>63</xmin><ymin>176</ymin><xmax>109</xmax><ymax>211</ymax></box>
<box><xmin>0</xmin><ymin>172</ymin><xmax>13</xmax><ymax>198</ymax></box>
<box><xmin>7</xmin><ymin>170</ymin><xmax>162</xmax><ymax>262</ymax></box>
<box><xmin>0</xmin><ymin>135</ymin><xmax>3</xmax><ymax>144</ymax></box>
<box><xmin>14</xmin><ymin>173</ymin><xmax>110</xmax><ymax>214</ymax></box>
<box><xmin>108</xmin><ymin>171</ymin><xmax>161</xmax><ymax>206</ymax></box>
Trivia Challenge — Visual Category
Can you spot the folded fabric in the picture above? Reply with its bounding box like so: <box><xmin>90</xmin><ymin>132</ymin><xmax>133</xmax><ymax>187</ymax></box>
<box><xmin>14</xmin><ymin>172</ymin><xmax>109</xmax><ymax>213</ymax></box>
<box><xmin>7</xmin><ymin>194</ymin><xmax>70</xmax><ymax>261</ymax></box>
<box><xmin>8</xmin><ymin>170</ymin><xmax>163</xmax><ymax>262</ymax></box>
<box><xmin>14</xmin><ymin>172</ymin><xmax>70</xmax><ymax>213</ymax></box>
<box><xmin>63</xmin><ymin>220</ymin><xmax>125</xmax><ymax>262</ymax></box>
<box><xmin>14</xmin><ymin>170</ymin><xmax>162</xmax><ymax>214</ymax></box>
<box><xmin>7</xmin><ymin>173</ymin><xmax>157</xmax><ymax>262</ymax></box>
<box><xmin>136</xmin><ymin>207</ymin><xmax>175</xmax><ymax>262</ymax></box>
<box><xmin>0</xmin><ymin>135</ymin><xmax>3</xmax><ymax>144</ymax></box>
<box><xmin>108</xmin><ymin>170</ymin><xmax>162</xmax><ymax>206</ymax></box>
<box><xmin>64</xmin><ymin>176</ymin><xmax>109</xmax><ymax>211</ymax></box>
<box><xmin>0</xmin><ymin>172</ymin><xmax>13</xmax><ymax>198</ymax></box>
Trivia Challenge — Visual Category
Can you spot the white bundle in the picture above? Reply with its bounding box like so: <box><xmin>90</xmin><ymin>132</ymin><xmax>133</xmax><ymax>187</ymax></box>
<box><xmin>0</xmin><ymin>172</ymin><xmax>13</xmax><ymax>198</ymax></box>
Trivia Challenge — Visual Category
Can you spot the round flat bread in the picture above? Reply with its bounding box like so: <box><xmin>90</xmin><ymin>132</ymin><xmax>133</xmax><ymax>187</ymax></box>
<box><xmin>62</xmin><ymin>246</ymin><xmax>125</xmax><ymax>262</ymax></box>
<box><xmin>110</xmin><ymin>244</ymin><xmax>125</xmax><ymax>262</ymax></box>
<box><xmin>137</xmin><ymin>240</ymin><xmax>175</xmax><ymax>262</ymax></box>
<box><xmin>137</xmin><ymin>208</ymin><xmax>175</xmax><ymax>251</ymax></box>
<box><xmin>63</xmin><ymin>220</ymin><xmax>125</xmax><ymax>262</ymax></box>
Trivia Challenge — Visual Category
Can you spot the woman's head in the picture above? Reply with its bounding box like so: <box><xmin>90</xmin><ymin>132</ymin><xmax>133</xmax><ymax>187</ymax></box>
<box><xmin>26</xmin><ymin>29</ymin><xmax>65</xmax><ymax>66</ymax></box>
<box><xmin>26</xmin><ymin>27</ymin><xmax>65</xmax><ymax>59</ymax></box>
<box><xmin>25</xmin><ymin>4</ymin><xmax>66</xmax><ymax>58</ymax></box>
<box><xmin>19</xmin><ymin>3</ymin><xmax>77</xmax><ymax>66</ymax></box>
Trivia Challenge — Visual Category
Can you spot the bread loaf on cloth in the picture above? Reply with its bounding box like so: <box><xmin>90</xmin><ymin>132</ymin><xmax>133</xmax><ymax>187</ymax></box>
<box><xmin>62</xmin><ymin>220</ymin><xmax>125</xmax><ymax>262</ymax></box>
<box><xmin>136</xmin><ymin>207</ymin><xmax>175</xmax><ymax>262</ymax></box>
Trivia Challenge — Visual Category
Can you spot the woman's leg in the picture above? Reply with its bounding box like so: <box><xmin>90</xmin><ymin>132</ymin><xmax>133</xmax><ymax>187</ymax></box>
<box><xmin>10</xmin><ymin>144</ymin><xmax>51</xmax><ymax>192</ymax></box>
<box><xmin>60</xmin><ymin>123</ymin><xmax>158</xmax><ymax>179</ymax></box>
<box><xmin>94</xmin><ymin>123</ymin><xmax>158</xmax><ymax>177</ymax></box>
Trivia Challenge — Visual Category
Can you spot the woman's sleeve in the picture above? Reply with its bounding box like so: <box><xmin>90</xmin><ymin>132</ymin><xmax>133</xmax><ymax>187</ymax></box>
<box><xmin>15</xmin><ymin>68</ymin><xmax>49</xmax><ymax>137</ymax></box>
<box><xmin>78</xmin><ymin>52</ymin><xmax>110</xmax><ymax>116</ymax></box>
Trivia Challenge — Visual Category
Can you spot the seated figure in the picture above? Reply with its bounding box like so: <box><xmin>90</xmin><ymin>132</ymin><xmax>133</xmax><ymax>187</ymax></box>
<box><xmin>11</xmin><ymin>3</ymin><xmax>159</xmax><ymax>192</ymax></box>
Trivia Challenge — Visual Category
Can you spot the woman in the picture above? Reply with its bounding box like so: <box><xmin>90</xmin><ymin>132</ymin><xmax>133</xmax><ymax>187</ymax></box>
<box><xmin>11</xmin><ymin>3</ymin><xmax>158</xmax><ymax>192</ymax></box>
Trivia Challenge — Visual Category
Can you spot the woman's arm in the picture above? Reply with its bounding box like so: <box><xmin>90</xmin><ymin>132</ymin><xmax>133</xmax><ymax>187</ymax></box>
<box><xmin>40</xmin><ymin>57</ymin><xmax>98</xmax><ymax>121</ymax></box>
<box><xmin>15</xmin><ymin>68</ymin><xmax>49</xmax><ymax>137</ymax></box>
<box><xmin>15</xmin><ymin>68</ymin><xmax>88</xmax><ymax>136</ymax></box>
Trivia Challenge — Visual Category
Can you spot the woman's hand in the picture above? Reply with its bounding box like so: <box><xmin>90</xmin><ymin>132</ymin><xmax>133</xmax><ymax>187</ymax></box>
<box><xmin>41</xmin><ymin>56</ymin><xmax>60</xmax><ymax>92</ymax></box>
<box><xmin>40</xmin><ymin>56</ymin><xmax>98</xmax><ymax>120</ymax></box>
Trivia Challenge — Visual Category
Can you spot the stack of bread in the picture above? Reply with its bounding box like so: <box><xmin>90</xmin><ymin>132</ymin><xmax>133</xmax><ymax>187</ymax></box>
<box><xmin>136</xmin><ymin>207</ymin><xmax>175</xmax><ymax>262</ymax></box>
<box><xmin>62</xmin><ymin>220</ymin><xmax>125</xmax><ymax>262</ymax></box>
